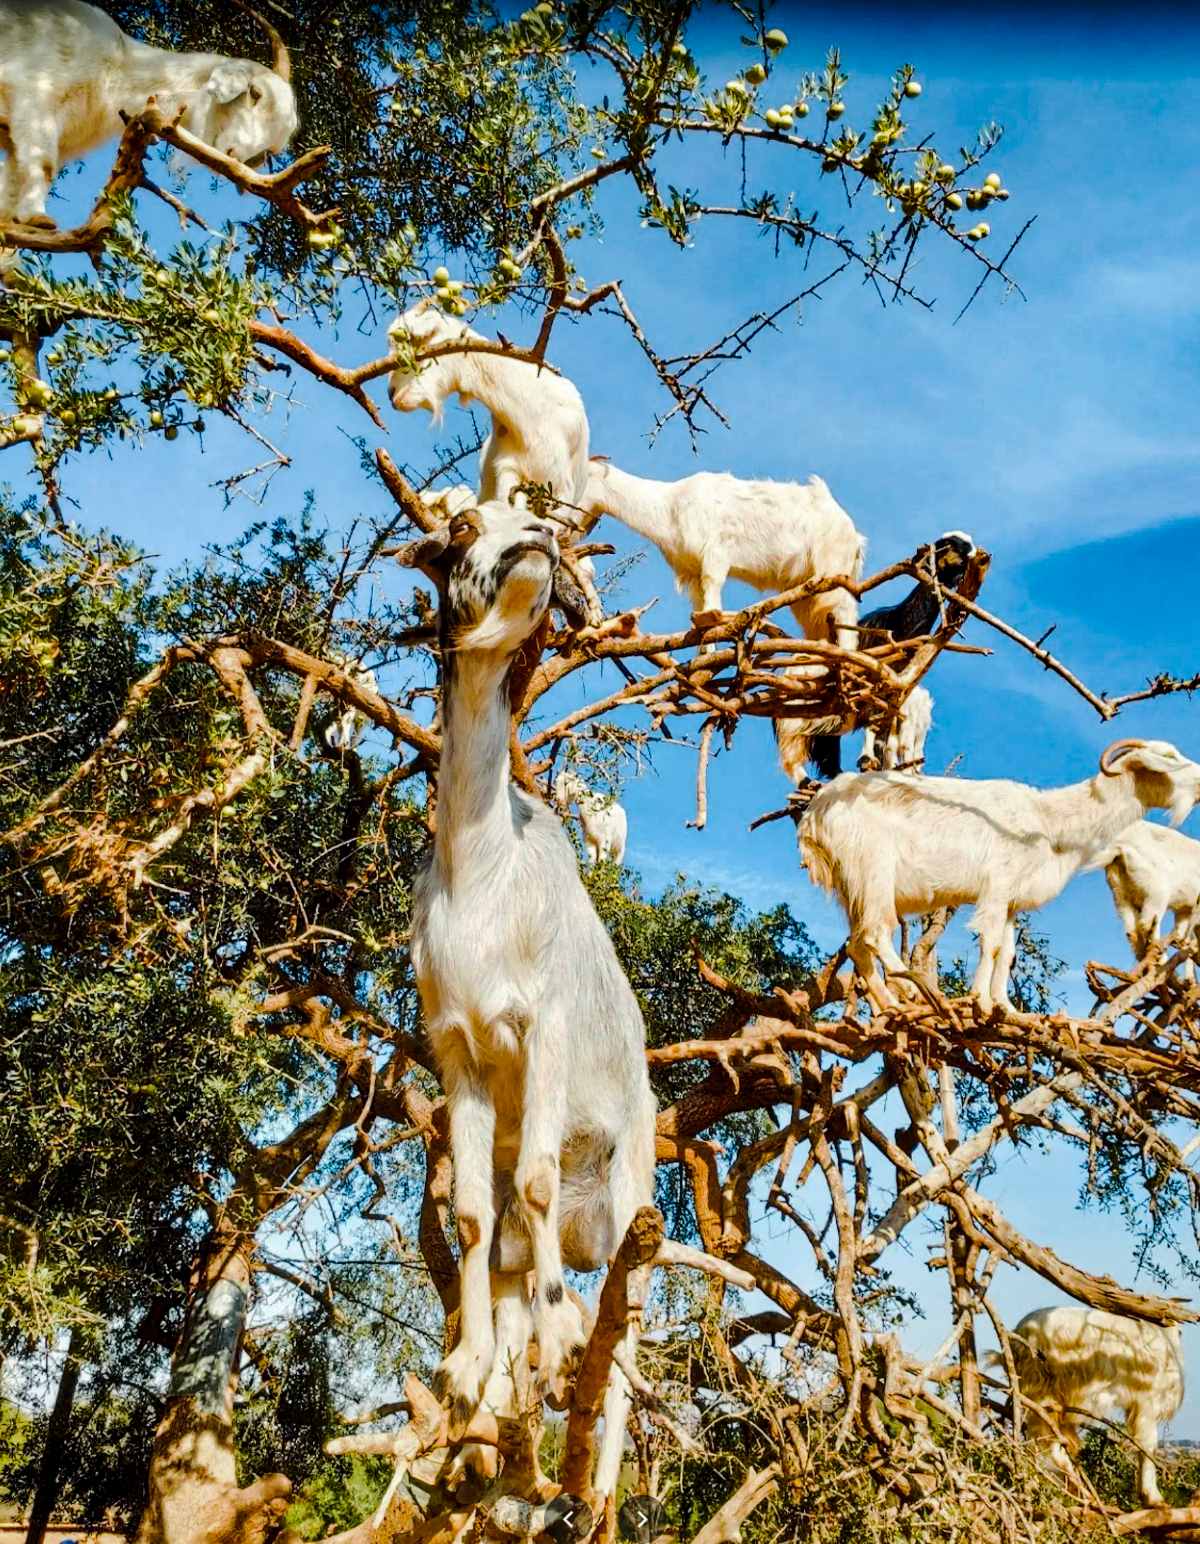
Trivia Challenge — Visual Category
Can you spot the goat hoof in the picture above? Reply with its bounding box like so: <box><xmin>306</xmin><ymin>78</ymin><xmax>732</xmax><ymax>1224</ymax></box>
<box><xmin>435</xmin><ymin>1340</ymin><xmax>494</xmax><ymax>1426</ymax></box>
<box><xmin>534</xmin><ymin>1298</ymin><xmax>588</xmax><ymax>1404</ymax></box>
<box><xmin>447</xmin><ymin>1443</ymin><xmax>498</xmax><ymax>1501</ymax></box>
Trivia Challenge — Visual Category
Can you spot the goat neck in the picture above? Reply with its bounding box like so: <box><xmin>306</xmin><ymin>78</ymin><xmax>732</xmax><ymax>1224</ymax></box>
<box><xmin>438</xmin><ymin>335</ymin><xmax>533</xmax><ymax>428</ymax></box>
<box><xmin>1037</xmin><ymin>771</ymin><xmax>1147</xmax><ymax>864</ymax></box>
<box><xmin>116</xmin><ymin>41</ymin><xmax>224</xmax><ymax>116</ymax></box>
<box><xmin>588</xmin><ymin>464</ymin><xmax>673</xmax><ymax>541</ymax></box>
<box><xmin>433</xmin><ymin>644</ymin><xmax>520</xmax><ymax>893</ymax></box>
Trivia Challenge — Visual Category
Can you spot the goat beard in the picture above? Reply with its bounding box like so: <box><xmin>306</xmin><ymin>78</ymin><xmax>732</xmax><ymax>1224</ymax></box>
<box><xmin>1167</xmin><ymin>785</ymin><xmax>1196</xmax><ymax>828</ymax></box>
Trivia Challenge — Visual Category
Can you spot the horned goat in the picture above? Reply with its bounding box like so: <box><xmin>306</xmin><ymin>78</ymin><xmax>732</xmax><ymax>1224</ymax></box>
<box><xmin>810</xmin><ymin>532</ymin><xmax>975</xmax><ymax>778</ymax></box>
<box><xmin>0</xmin><ymin>0</ymin><xmax>296</xmax><ymax>226</ymax></box>
<box><xmin>799</xmin><ymin>738</ymin><xmax>1200</xmax><ymax>1013</ymax></box>
<box><xmin>554</xmin><ymin>771</ymin><xmax>628</xmax><ymax>866</ymax></box>
<box><xmin>396</xmin><ymin>502</ymin><xmax>656</xmax><ymax>1499</ymax></box>
<box><xmin>582</xmin><ymin>459</ymin><xmax>865</xmax><ymax>779</ymax></box>
<box><xmin>1104</xmin><ymin>819</ymin><xmax>1200</xmax><ymax>980</ymax></box>
<box><xmin>388</xmin><ymin>305</ymin><xmax>590</xmax><ymax>513</ymax></box>
<box><xmin>1001</xmin><ymin>1305</ymin><xmax>1184</xmax><ymax>1506</ymax></box>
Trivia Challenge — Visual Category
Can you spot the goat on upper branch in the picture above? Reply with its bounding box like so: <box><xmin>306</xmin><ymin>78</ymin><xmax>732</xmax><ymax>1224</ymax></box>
<box><xmin>799</xmin><ymin>738</ymin><xmax>1200</xmax><ymax>1013</ymax></box>
<box><xmin>582</xmin><ymin>458</ymin><xmax>866</xmax><ymax>779</ymax></box>
<box><xmin>810</xmin><ymin>531</ymin><xmax>975</xmax><ymax>778</ymax></box>
<box><xmin>1000</xmin><ymin>1305</ymin><xmax>1184</xmax><ymax>1507</ymax></box>
<box><xmin>396</xmin><ymin>501</ymin><xmax>656</xmax><ymax>1501</ymax></box>
<box><xmin>554</xmin><ymin>771</ymin><xmax>628</xmax><ymax>866</ymax></box>
<box><xmin>1104</xmin><ymin>819</ymin><xmax>1200</xmax><ymax>981</ymax></box>
<box><xmin>0</xmin><ymin>0</ymin><xmax>296</xmax><ymax>226</ymax></box>
<box><xmin>388</xmin><ymin>305</ymin><xmax>590</xmax><ymax>513</ymax></box>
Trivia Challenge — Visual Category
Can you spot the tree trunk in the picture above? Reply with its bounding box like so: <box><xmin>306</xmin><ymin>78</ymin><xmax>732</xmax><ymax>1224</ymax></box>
<box><xmin>136</xmin><ymin>1230</ymin><xmax>292</xmax><ymax>1544</ymax></box>
<box><xmin>24</xmin><ymin>1323</ymin><xmax>85</xmax><ymax>1544</ymax></box>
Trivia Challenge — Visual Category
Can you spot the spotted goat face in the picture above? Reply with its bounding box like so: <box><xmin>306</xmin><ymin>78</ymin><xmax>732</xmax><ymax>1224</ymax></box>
<box><xmin>397</xmin><ymin>500</ymin><xmax>587</xmax><ymax>654</ymax></box>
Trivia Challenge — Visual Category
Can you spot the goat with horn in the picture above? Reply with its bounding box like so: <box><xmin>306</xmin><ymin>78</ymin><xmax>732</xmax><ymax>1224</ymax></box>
<box><xmin>800</xmin><ymin>738</ymin><xmax>1200</xmax><ymax>1014</ymax></box>
<box><xmin>0</xmin><ymin>0</ymin><xmax>296</xmax><ymax>226</ymax></box>
<box><xmin>395</xmin><ymin>498</ymin><xmax>657</xmax><ymax>1501</ymax></box>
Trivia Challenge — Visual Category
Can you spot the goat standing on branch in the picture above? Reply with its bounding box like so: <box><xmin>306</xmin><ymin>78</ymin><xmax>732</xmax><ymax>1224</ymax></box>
<box><xmin>582</xmin><ymin>458</ymin><xmax>865</xmax><ymax>776</ymax></box>
<box><xmin>554</xmin><ymin>770</ymin><xmax>628</xmax><ymax>866</ymax></box>
<box><xmin>396</xmin><ymin>502</ymin><xmax>657</xmax><ymax>1500</ymax></box>
<box><xmin>800</xmin><ymin>738</ymin><xmax>1200</xmax><ymax>1013</ymax></box>
<box><xmin>0</xmin><ymin>0</ymin><xmax>296</xmax><ymax>227</ymax></box>
<box><xmin>1104</xmin><ymin>819</ymin><xmax>1200</xmax><ymax>980</ymax></box>
<box><xmin>810</xmin><ymin>531</ymin><xmax>976</xmax><ymax>778</ymax></box>
<box><xmin>388</xmin><ymin>305</ymin><xmax>590</xmax><ymax>513</ymax></box>
<box><xmin>1000</xmin><ymin>1305</ymin><xmax>1184</xmax><ymax>1507</ymax></box>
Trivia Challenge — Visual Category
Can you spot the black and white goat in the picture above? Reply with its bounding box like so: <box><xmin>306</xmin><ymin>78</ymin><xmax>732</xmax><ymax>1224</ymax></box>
<box><xmin>0</xmin><ymin>0</ymin><xmax>296</xmax><ymax>226</ymax></box>
<box><xmin>808</xmin><ymin>531</ymin><xmax>975</xmax><ymax>779</ymax></box>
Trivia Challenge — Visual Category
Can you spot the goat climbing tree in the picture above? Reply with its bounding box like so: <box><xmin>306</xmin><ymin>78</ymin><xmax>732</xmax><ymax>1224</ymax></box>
<box><xmin>3</xmin><ymin>5</ymin><xmax>1200</xmax><ymax>1544</ymax></box>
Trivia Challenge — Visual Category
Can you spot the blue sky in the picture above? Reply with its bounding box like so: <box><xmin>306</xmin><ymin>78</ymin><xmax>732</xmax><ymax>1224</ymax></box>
<box><xmin>8</xmin><ymin>0</ymin><xmax>1200</xmax><ymax>1429</ymax></box>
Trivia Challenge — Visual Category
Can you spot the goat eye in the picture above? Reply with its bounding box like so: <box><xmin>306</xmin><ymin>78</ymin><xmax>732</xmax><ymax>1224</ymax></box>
<box><xmin>250</xmin><ymin>86</ymin><xmax>262</xmax><ymax>104</ymax></box>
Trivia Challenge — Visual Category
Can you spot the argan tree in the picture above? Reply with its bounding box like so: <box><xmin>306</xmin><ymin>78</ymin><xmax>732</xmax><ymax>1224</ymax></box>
<box><xmin>3</xmin><ymin>5</ymin><xmax>1199</xmax><ymax>1544</ymax></box>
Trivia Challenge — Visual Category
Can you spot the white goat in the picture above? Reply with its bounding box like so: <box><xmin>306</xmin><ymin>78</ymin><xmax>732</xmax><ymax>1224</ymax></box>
<box><xmin>323</xmin><ymin>655</ymin><xmax>379</xmax><ymax>752</ymax></box>
<box><xmin>419</xmin><ymin>483</ymin><xmax>477</xmax><ymax>522</ymax></box>
<box><xmin>388</xmin><ymin>305</ymin><xmax>590</xmax><ymax>513</ymax></box>
<box><xmin>554</xmin><ymin>771</ymin><xmax>628</xmax><ymax>866</ymax></box>
<box><xmin>1104</xmin><ymin>820</ymin><xmax>1200</xmax><ymax>980</ymax></box>
<box><xmin>799</xmin><ymin>739</ymin><xmax>1200</xmax><ymax>1013</ymax></box>
<box><xmin>1000</xmin><ymin>1306</ymin><xmax>1184</xmax><ymax>1506</ymax></box>
<box><xmin>582</xmin><ymin>459</ymin><xmax>865</xmax><ymax>780</ymax></box>
<box><xmin>0</xmin><ymin>1</ymin><xmax>296</xmax><ymax>226</ymax></box>
<box><xmin>861</xmin><ymin>685</ymin><xmax>933</xmax><ymax>773</ymax></box>
<box><xmin>397</xmin><ymin>502</ymin><xmax>657</xmax><ymax>1500</ymax></box>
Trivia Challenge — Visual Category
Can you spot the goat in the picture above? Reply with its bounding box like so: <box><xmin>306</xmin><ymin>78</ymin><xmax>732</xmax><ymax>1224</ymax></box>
<box><xmin>999</xmin><ymin>1305</ymin><xmax>1184</xmax><ymax>1506</ymax></box>
<box><xmin>419</xmin><ymin>483</ymin><xmax>478</xmax><ymax>522</ymax></box>
<box><xmin>322</xmin><ymin>655</ymin><xmax>379</xmax><ymax>753</ymax></box>
<box><xmin>388</xmin><ymin>305</ymin><xmax>590</xmax><ymax>513</ymax></box>
<box><xmin>862</xmin><ymin>683</ymin><xmax>933</xmax><ymax>773</ymax></box>
<box><xmin>799</xmin><ymin>738</ymin><xmax>1200</xmax><ymax>1014</ymax></box>
<box><xmin>810</xmin><ymin>532</ymin><xmax>975</xmax><ymax>779</ymax></box>
<box><xmin>582</xmin><ymin>459</ymin><xmax>865</xmax><ymax>780</ymax></box>
<box><xmin>0</xmin><ymin>1</ymin><xmax>296</xmax><ymax>226</ymax></box>
<box><xmin>1104</xmin><ymin>819</ymin><xmax>1200</xmax><ymax>980</ymax></box>
<box><xmin>553</xmin><ymin>771</ymin><xmax>628</xmax><ymax>866</ymax></box>
<box><xmin>396</xmin><ymin>502</ymin><xmax>657</xmax><ymax>1500</ymax></box>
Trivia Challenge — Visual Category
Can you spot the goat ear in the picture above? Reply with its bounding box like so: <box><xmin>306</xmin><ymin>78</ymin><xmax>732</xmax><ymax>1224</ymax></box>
<box><xmin>551</xmin><ymin>566</ymin><xmax>588</xmax><ymax>629</ymax></box>
<box><xmin>395</xmin><ymin>528</ymin><xmax>451</xmax><ymax>583</ymax></box>
<box><xmin>207</xmin><ymin>62</ymin><xmax>255</xmax><ymax>104</ymax></box>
